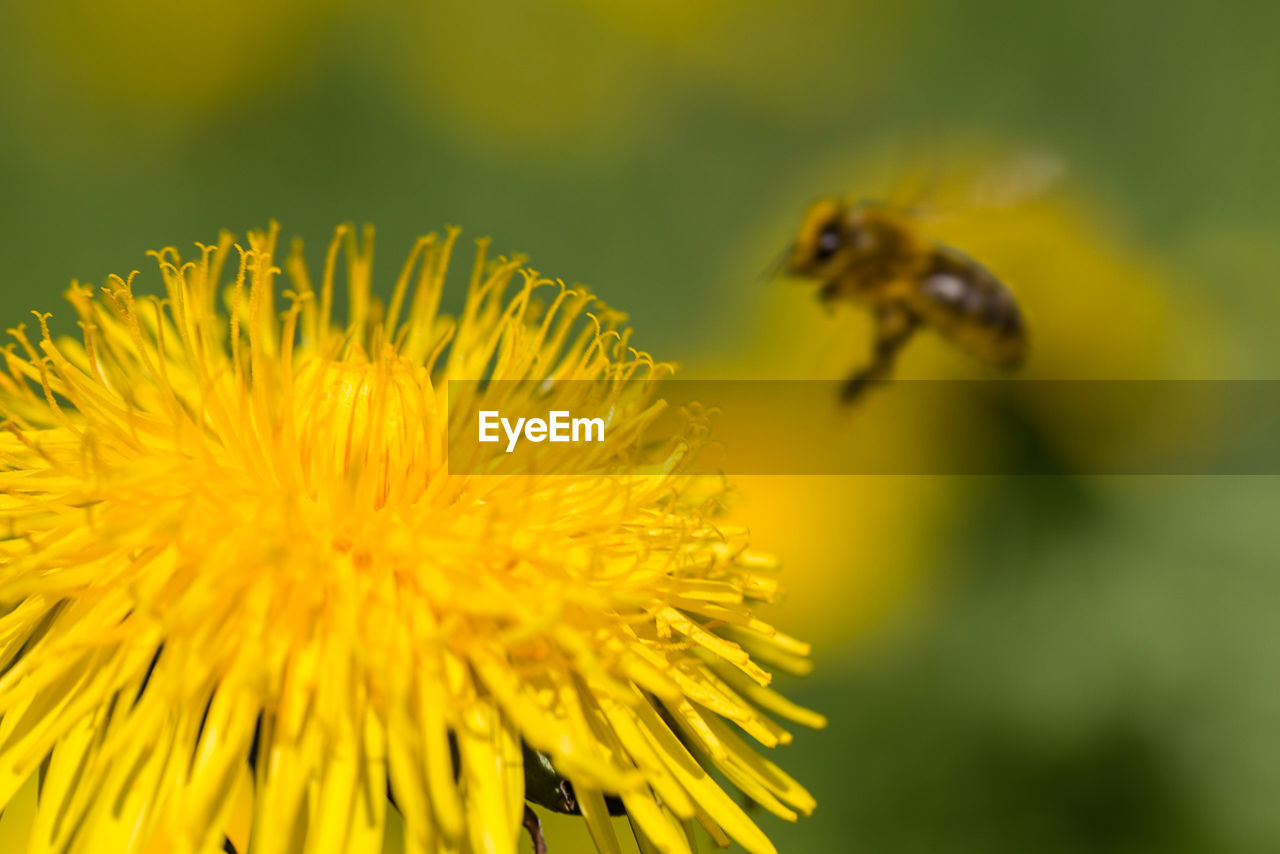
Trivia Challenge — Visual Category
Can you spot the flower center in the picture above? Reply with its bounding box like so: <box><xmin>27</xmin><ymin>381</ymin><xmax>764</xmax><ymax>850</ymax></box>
<box><xmin>292</xmin><ymin>355</ymin><xmax>437</xmax><ymax>507</ymax></box>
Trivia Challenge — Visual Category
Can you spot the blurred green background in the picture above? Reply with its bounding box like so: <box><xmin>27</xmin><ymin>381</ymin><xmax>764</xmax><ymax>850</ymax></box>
<box><xmin>1</xmin><ymin>1</ymin><xmax>1278</xmax><ymax>852</ymax></box>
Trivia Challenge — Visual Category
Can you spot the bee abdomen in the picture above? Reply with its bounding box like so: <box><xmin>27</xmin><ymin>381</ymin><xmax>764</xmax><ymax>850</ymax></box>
<box><xmin>918</xmin><ymin>248</ymin><xmax>1027</xmax><ymax>368</ymax></box>
<box><xmin>923</xmin><ymin>272</ymin><xmax>1021</xmax><ymax>328</ymax></box>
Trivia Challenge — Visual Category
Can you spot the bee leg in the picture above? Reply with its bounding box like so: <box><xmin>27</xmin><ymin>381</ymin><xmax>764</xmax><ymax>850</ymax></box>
<box><xmin>840</xmin><ymin>371</ymin><xmax>876</xmax><ymax>403</ymax></box>
<box><xmin>819</xmin><ymin>279</ymin><xmax>841</xmax><ymax>314</ymax></box>
<box><xmin>523</xmin><ymin>804</ymin><xmax>549</xmax><ymax>854</ymax></box>
<box><xmin>841</xmin><ymin>307</ymin><xmax>918</xmax><ymax>404</ymax></box>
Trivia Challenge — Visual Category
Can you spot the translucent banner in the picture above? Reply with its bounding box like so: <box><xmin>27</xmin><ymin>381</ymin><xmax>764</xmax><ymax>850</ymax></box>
<box><xmin>447</xmin><ymin>380</ymin><xmax>1280</xmax><ymax>475</ymax></box>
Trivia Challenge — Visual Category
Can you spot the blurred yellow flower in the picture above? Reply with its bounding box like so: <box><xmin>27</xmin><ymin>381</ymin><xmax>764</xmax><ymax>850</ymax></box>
<box><xmin>382</xmin><ymin>0</ymin><xmax>916</xmax><ymax>158</ymax></box>
<box><xmin>4</xmin><ymin>0</ymin><xmax>338</xmax><ymax>141</ymax></box>
<box><xmin>0</xmin><ymin>225</ymin><xmax>821</xmax><ymax>853</ymax></box>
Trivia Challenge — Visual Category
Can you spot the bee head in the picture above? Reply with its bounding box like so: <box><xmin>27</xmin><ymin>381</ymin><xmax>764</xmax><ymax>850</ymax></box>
<box><xmin>787</xmin><ymin>198</ymin><xmax>855</xmax><ymax>278</ymax></box>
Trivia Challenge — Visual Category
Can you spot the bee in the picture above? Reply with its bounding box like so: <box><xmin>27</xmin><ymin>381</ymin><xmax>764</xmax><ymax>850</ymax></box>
<box><xmin>785</xmin><ymin>198</ymin><xmax>1028</xmax><ymax>403</ymax></box>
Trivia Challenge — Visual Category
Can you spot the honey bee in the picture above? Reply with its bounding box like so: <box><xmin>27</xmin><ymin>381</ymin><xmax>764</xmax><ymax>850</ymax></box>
<box><xmin>785</xmin><ymin>198</ymin><xmax>1028</xmax><ymax>403</ymax></box>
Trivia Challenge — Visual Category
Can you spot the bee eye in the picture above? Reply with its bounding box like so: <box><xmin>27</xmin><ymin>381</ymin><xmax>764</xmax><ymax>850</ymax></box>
<box><xmin>813</xmin><ymin>221</ymin><xmax>843</xmax><ymax>262</ymax></box>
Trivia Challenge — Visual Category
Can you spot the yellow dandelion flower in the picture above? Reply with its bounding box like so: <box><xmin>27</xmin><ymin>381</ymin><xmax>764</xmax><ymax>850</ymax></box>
<box><xmin>0</xmin><ymin>224</ymin><xmax>822</xmax><ymax>854</ymax></box>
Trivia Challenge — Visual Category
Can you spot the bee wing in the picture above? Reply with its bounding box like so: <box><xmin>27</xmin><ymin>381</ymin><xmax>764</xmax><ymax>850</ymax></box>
<box><xmin>870</xmin><ymin>142</ymin><xmax>1068</xmax><ymax>222</ymax></box>
<box><xmin>964</xmin><ymin>150</ymin><xmax>1067</xmax><ymax>209</ymax></box>
<box><xmin>879</xmin><ymin>143</ymin><xmax>948</xmax><ymax>214</ymax></box>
